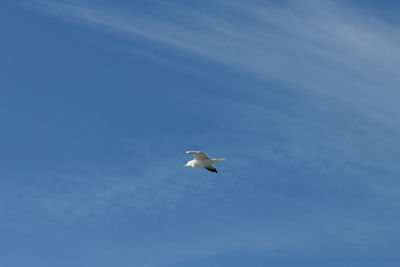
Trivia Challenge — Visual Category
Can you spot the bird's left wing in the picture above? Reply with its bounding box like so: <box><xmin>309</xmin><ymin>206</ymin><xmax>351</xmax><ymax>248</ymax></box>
<box><xmin>186</xmin><ymin>151</ymin><xmax>210</xmax><ymax>160</ymax></box>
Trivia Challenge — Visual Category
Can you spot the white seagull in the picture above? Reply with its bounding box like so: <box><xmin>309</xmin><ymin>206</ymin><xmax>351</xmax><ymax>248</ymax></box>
<box><xmin>184</xmin><ymin>151</ymin><xmax>225</xmax><ymax>173</ymax></box>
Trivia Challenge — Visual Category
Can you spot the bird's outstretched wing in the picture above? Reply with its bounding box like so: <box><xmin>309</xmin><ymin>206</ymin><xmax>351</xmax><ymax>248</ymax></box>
<box><xmin>204</xmin><ymin>166</ymin><xmax>217</xmax><ymax>173</ymax></box>
<box><xmin>186</xmin><ymin>151</ymin><xmax>210</xmax><ymax>160</ymax></box>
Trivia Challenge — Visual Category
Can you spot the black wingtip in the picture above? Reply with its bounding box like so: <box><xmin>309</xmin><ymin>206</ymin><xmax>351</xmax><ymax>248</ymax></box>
<box><xmin>204</xmin><ymin>166</ymin><xmax>218</xmax><ymax>173</ymax></box>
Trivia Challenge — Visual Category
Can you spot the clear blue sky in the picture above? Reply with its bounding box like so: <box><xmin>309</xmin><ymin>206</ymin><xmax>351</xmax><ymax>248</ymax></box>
<box><xmin>1</xmin><ymin>0</ymin><xmax>400</xmax><ymax>266</ymax></box>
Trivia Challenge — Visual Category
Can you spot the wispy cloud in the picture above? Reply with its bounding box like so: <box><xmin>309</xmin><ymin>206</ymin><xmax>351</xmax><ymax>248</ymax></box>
<box><xmin>28</xmin><ymin>0</ymin><xmax>400</xmax><ymax>127</ymax></box>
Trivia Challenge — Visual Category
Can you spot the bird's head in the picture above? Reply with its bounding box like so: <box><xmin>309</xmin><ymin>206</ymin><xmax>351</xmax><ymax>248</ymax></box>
<box><xmin>184</xmin><ymin>160</ymin><xmax>194</xmax><ymax>168</ymax></box>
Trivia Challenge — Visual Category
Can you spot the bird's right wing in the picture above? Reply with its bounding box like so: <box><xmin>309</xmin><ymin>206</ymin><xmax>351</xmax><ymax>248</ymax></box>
<box><xmin>186</xmin><ymin>151</ymin><xmax>210</xmax><ymax>160</ymax></box>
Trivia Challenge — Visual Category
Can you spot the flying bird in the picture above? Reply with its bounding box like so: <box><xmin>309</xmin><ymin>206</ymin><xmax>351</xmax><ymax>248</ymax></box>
<box><xmin>184</xmin><ymin>151</ymin><xmax>225</xmax><ymax>173</ymax></box>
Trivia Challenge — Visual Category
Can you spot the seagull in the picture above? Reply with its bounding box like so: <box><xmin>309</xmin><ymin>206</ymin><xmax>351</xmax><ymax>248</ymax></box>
<box><xmin>184</xmin><ymin>151</ymin><xmax>225</xmax><ymax>173</ymax></box>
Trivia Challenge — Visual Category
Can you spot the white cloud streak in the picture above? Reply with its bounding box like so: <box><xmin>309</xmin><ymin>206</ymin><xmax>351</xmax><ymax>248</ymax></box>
<box><xmin>28</xmin><ymin>0</ymin><xmax>400</xmax><ymax>127</ymax></box>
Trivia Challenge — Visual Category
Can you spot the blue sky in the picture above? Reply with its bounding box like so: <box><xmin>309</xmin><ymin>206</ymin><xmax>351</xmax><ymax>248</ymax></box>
<box><xmin>1</xmin><ymin>0</ymin><xmax>400</xmax><ymax>266</ymax></box>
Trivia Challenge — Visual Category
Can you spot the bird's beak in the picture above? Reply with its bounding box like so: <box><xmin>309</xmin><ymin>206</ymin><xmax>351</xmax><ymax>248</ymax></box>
<box><xmin>184</xmin><ymin>164</ymin><xmax>188</xmax><ymax>168</ymax></box>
